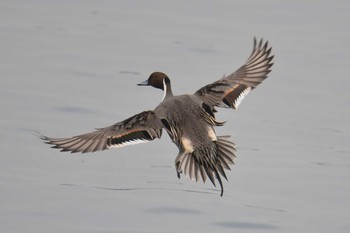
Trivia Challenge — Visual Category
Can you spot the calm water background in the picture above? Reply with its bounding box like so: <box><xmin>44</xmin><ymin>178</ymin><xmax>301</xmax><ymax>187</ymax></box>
<box><xmin>1</xmin><ymin>1</ymin><xmax>349</xmax><ymax>232</ymax></box>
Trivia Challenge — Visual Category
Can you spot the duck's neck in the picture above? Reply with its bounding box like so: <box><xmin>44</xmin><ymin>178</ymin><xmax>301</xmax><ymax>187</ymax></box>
<box><xmin>162</xmin><ymin>77</ymin><xmax>173</xmax><ymax>101</ymax></box>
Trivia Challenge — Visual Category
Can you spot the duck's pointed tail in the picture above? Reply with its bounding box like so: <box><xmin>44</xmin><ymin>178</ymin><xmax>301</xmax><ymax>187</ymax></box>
<box><xmin>175</xmin><ymin>135</ymin><xmax>236</xmax><ymax>196</ymax></box>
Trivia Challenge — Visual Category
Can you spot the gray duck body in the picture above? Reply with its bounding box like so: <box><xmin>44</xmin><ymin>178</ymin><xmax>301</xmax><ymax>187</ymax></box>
<box><xmin>39</xmin><ymin>38</ymin><xmax>274</xmax><ymax>196</ymax></box>
<box><xmin>154</xmin><ymin>94</ymin><xmax>235</xmax><ymax>195</ymax></box>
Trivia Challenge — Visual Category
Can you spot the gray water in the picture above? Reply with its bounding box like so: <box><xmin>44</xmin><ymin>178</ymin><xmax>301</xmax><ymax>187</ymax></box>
<box><xmin>1</xmin><ymin>1</ymin><xmax>349</xmax><ymax>232</ymax></box>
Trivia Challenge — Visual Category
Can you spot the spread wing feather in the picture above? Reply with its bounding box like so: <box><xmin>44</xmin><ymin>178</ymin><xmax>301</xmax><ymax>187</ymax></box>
<box><xmin>195</xmin><ymin>38</ymin><xmax>274</xmax><ymax>110</ymax></box>
<box><xmin>39</xmin><ymin>110</ymin><xmax>163</xmax><ymax>153</ymax></box>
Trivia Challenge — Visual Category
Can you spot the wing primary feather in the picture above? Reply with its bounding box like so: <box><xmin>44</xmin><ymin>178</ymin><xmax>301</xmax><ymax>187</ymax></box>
<box><xmin>194</xmin><ymin>38</ymin><xmax>273</xmax><ymax>110</ymax></box>
<box><xmin>40</xmin><ymin>110</ymin><xmax>162</xmax><ymax>153</ymax></box>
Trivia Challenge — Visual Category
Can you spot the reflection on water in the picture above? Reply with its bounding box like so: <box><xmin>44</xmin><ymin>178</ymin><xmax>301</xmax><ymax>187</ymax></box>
<box><xmin>59</xmin><ymin>183</ymin><xmax>216</xmax><ymax>195</ymax></box>
<box><xmin>244</xmin><ymin>204</ymin><xmax>286</xmax><ymax>213</ymax></box>
<box><xmin>55</xmin><ymin>106</ymin><xmax>96</xmax><ymax>115</ymax></box>
<box><xmin>213</xmin><ymin>221</ymin><xmax>278</xmax><ymax>230</ymax></box>
<box><xmin>93</xmin><ymin>185</ymin><xmax>215</xmax><ymax>195</ymax></box>
<box><xmin>145</xmin><ymin>207</ymin><xmax>201</xmax><ymax>215</ymax></box>
<box><xmin>119</xmin><ymin>70</ymin><xmax>141</xmax><ymax>75</ymax></box>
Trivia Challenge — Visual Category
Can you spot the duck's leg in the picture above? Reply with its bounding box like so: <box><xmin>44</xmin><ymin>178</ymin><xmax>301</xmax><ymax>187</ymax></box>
<box><xmin>177</xmin><ymin>171</ymin><xmax>182</xmax><ymax>179</ymax></box>
<box><xmin>175</xmin><ymin>160</ymin><xmax>182</xmax><ymax>178</ymax></box>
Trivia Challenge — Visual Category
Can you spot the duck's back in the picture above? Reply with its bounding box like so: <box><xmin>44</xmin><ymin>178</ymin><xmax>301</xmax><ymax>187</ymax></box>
<box><xmin>155</xmin><ymin>94</ymin><xmax>214</xmax><ymax>151</ymax></box>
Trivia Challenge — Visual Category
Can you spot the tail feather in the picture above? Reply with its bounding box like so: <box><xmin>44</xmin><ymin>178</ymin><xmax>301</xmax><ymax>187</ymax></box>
<box><xmin>217</xmin><ymin>163</ymin><xmax>228</xmax><ymax>180</ymax></box>
<box><xmin>216</xmin><ymin>136</ymin><xmax>236</xmax><ymax>164</ymax></box>
<box><xmin>218</xmin><ymin>155</ymin><xmax>231</xmax><ymax>170</ymax></box>
<box><xmin>199</xmin><ymin>164</ymin><xmax>207</xmax><ymax>183</ymax></box>
<box><xmin>204</xmin><ymin>166</ymin><xmax>216</xmax><ymax>187</ymax></box>
<box><xmin>214</xmin><ymin>169</ymin><xmax>224</xmax><ymax>196</ymax></box>
<box><xmin>174</xmin><ymin>135</ymin><xmax>236</xmax><ymax>196</ymax></box>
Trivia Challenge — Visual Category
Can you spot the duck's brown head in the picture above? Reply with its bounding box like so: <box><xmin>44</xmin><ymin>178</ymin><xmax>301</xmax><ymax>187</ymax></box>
<box><xmin>138</xmin><ymin>72</ymin><xmax>170</xmax><ymax>91</ymax></box>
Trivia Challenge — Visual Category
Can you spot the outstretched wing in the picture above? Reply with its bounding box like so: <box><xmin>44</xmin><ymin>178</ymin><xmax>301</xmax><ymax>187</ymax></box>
<box><xmin>195</xmin><ymin>38</ymin><xmax>274</xmax><ymax>110</ymax></box>
<box><xmin>40</xmin><ymin>110</ymin><xmax>163</xmax><ymax>153</ymax></box>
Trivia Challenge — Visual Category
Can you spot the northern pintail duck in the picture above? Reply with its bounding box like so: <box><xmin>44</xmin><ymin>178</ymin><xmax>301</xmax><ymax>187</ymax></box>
<box><xmin>40</xmin><ymin>38</ymin><xmax>274</xmax><ymax>196</ymax></box>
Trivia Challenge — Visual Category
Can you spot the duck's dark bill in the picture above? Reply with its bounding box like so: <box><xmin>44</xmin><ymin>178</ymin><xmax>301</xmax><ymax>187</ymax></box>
<box><xmin>137</xmin><ymin>80</ymin><xmax>149</xmax><ymax>86</ymax></box>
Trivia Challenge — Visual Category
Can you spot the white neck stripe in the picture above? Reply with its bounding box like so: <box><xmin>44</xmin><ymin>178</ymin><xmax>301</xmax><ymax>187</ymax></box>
<box><xmin>161</xmin><ymin>78</ymin><xmax>167</xmax><ymax>101</ymax></box>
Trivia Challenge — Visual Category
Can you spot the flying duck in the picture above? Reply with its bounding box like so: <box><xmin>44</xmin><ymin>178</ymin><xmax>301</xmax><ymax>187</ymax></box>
<box><xmin>40</xmin><ymin>38</ymin><xmax>274</xmax><ymax>196</ymax></box>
